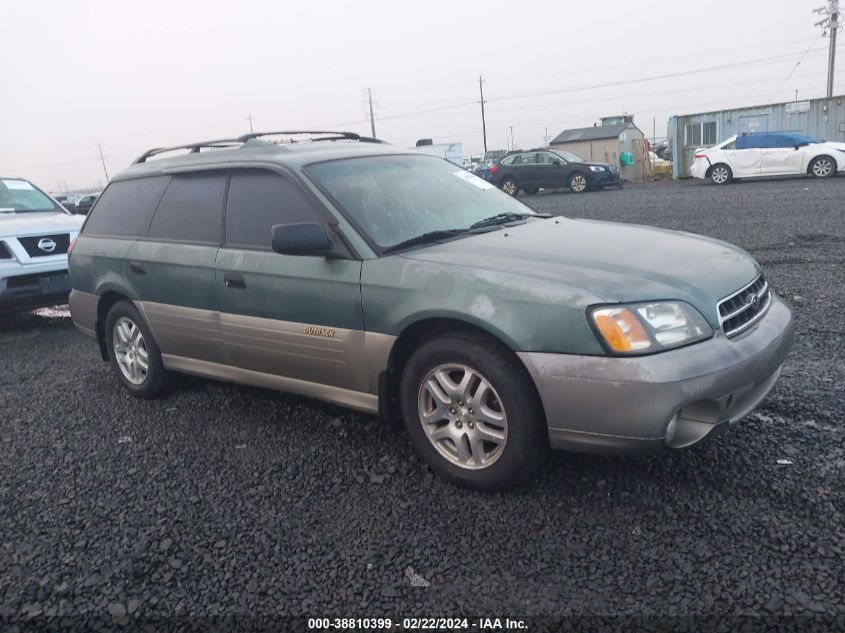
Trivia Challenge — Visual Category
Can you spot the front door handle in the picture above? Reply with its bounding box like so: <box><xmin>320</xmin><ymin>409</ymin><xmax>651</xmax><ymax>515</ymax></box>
<box><xmin>129</xmin><ymin>261</ymin><xmax>146</xmax><ymax>276</ymax></box>
<box><xmin>224</xmin><ymin>273</ymin><xmax>247</xmax><ymax>289</ymax></box>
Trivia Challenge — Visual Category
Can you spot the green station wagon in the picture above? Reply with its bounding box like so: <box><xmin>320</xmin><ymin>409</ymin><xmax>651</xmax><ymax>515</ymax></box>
<box><xmin>69</xmin><ymin>131</ymin><xmax>795</xmax><ymax>490</ymax></box>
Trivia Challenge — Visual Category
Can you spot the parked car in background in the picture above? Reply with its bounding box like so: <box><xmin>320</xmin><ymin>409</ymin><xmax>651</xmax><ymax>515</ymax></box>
<box><xmin>69</xmin><ymin>131</ymin><xmax>793</xmax><ymax>490</ymax></box>
<box><xmin>490</xmin><ymin>149</ymin><xmax>621</xmax><ymax>195</ymax></box>
<box><xmin>691</xmin><ymin>132</ymin><xmax>845</xmax><ymax>185</ymax></box>
<box><xmin>0</xmin><ymin>177</ymin><xmax>84</xmax><ymax>313</ymax></box>
<box><xmin>74</xmin><ymin>193</ymin><xmax>100</xmax><ymax>214</ymax></box>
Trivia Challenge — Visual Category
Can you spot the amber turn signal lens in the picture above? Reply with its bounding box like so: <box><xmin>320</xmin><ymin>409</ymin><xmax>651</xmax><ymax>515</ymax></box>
<box><xmin>593</xmin><ymin>308</ymin><xmax>651</xmax><ymax>353</ymax></box>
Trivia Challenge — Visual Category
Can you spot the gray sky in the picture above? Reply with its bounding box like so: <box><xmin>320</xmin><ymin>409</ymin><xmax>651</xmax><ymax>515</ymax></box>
<box><xmin>2</xmin><ymin>0</ymin><xmax>842</xmax><ymax>191</ymax></box>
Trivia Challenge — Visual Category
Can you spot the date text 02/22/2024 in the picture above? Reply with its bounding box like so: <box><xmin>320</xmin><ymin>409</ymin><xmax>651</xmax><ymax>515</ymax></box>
<box><xmin>307</xmin><ymin>617</ymin><xmax>528</xmax><ymax>630</ymax></box>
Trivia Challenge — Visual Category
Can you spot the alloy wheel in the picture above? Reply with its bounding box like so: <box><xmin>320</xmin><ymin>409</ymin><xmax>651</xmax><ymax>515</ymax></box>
<box><xmin>711</xmin><ymin>166</ymin><xmax>730</xmax><ymax>184</ymax></box>
<box><xmin>571</xmin><ymin>175</ymin><xmax>587</xmax><ymax>192</ymax></box>
<box><xmin>112</xmin><ymin>316</ymin><xmax>149</xmax><ymax>385</ymax></box>
<box><xmin>502</xmin><ymin>179</ymin><xmax>517</xmax><ymax>195</ymax></box>
<box><xmin>417</xmin><ymin>364</ymin><xmax>508</xmax><ymax>470</ymax></box>
<box><xmin>812</xmin><ymin>158</ymin><xmax>833</xmax><ymax>177</ymax></box>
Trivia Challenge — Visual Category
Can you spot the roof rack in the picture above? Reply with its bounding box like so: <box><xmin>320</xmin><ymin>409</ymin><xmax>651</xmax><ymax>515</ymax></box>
<box><xmin>131</xmin><ymin>130</ymin><xmax>384</xmax><ymax>164</ymax></box>
<box><xmin>237</xmin><ymin>130</ymin><xmax>384</xmax><ymax>144</ymax></box>
<box><xmin>132</xmin><ymin>138</ymin><xmax>242</xmax><ymax>164</ymax></box>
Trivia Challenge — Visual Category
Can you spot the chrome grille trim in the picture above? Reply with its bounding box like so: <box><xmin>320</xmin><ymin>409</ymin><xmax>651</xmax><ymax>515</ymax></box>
<box><xmin>717</xmin><ymin>274</ymin><xmax>772</xmax><ymax>338</ymax></box>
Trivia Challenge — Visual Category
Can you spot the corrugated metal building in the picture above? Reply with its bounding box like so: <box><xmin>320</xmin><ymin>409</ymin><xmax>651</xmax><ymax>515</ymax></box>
<box><xmin>550</xmin><ymin>115</ymin><xmax>646</xmax><ymax>181</ymax></box>
<box><xmin>669</xmin><ymin>95</ymin><xmax>845</xmax><ymax>178</ymax></box>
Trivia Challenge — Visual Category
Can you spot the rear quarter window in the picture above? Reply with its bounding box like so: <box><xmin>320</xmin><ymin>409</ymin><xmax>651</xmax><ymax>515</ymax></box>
<box><xmin>82</xmin><ymin>176</ymin><xmax>169</xmax><ymax>237</ymax></box>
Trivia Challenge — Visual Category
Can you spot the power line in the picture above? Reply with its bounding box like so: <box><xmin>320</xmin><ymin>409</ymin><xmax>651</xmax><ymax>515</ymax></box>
<box><xmin>770</xmin><ymin>34</ymin><xmax>822</xmax><ymax>101</ymax></box>
<box><xmin>486</xmin><ymin>48</ymin><xmax>833</xmax><ymax>104</ymax></box>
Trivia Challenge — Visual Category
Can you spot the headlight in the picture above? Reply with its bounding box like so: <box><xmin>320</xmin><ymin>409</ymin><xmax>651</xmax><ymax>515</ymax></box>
<box><xmin>590</xmin><ymin>301</ymin><xmax>713</xmax><ymax>355</ymax></box>
<box><xmin>589</xmin><ymin>165</ymin><xmax>606</xmax><ymax>172</ymax></box>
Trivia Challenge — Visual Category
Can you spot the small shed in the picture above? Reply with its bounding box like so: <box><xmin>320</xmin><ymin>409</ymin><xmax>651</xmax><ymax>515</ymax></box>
<box><xmin>550</xmin><ymin>116</ymin><xmax>647</xmax><ymax>181</ymax></box>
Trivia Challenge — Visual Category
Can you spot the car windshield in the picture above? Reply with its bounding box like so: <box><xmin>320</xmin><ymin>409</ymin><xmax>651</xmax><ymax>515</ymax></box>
<box><xmin>551</xmin><ymin>149</ymin><xmax>585</xmax><ymax>163</ymax></box>
<box><xmin>0</xmin><ymin>179</ymin><xmax>62</xmax><ymax>213</ymax></box>
<box><xmin>306</xmin><ymin>155</ymin><xmax>537</xmax><ymax>251</ymax></box>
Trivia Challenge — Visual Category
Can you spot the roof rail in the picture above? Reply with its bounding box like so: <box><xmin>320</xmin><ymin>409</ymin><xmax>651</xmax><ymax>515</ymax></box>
<box><xmin>132</xmin><ymin>138</ymin><xmax>242</xmax><ymax>164</ymax></box>
<box><xmin>131</xmin><ymin>130</ymin><xmax>385</xmax><ymax>165</ymax></box>
<box><xmin>237</xmin><ymin>130</ymin><xmax>384</xmax><ymax>144</ymax></box>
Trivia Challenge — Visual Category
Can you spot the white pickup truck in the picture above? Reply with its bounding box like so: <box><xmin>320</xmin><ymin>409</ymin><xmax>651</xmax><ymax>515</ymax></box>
<box><xmin>1</xmin><ymin>177</ymin><xmax>85</xmax><ymax>314</ymax></box>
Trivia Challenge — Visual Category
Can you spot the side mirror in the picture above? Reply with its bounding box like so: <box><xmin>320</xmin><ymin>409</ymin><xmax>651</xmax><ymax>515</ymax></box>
<box><xmin>271</xmin><ymin>222</ymin><xmax>334</xmax><ymax>257</ymax></box>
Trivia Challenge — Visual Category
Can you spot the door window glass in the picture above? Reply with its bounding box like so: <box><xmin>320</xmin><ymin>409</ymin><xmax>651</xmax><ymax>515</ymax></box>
<box><xmin>225</xmin><ymin>170</ymin><xmax>322</xmax><ymax>250</ymax></box>
<box><xmin>147</xmin><ymin>173</ymin><xmax>226</xmax><ymax>244</ymax></box>
<box><xmin>514</xmin><ymin>153</ymin><xmax>538</xmax><ymax>165</ymax></box>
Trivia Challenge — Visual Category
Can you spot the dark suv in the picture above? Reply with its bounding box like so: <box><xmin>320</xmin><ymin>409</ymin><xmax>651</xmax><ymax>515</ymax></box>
<box><xmin>490</xmin><ymin>149</ymin><xmax>621</xmax><ymax>195</ymax></box>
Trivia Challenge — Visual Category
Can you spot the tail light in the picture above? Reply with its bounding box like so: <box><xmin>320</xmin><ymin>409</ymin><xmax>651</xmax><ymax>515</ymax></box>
<box><xmin>67</xmin><ymin>237</ymin><xmax>77</xmax><ymax>256</ymax></box>
<box><xmin>694</xmin><ymin>153</ymin><xmax>707</xmax><ymax>159</ymax></box>
<box><xmin>490</xmin><ymin>165</ymin><xmax>499</xmax><ymax>174</ymax></box>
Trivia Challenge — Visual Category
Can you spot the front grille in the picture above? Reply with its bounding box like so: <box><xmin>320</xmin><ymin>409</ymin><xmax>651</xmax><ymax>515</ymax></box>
<box><xmin>18</xmin><ymin>233</ymin><xmax>70</xmax><ymax>257</ymax></box>
<box><xmin>718</xmin><ymin>275</ymin><xmax>772</xmax><ymax>338</ymax></box>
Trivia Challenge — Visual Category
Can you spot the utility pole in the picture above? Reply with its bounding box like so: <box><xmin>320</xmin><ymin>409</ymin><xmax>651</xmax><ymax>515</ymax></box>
<box><xmin>795</xmin><ymin>89</ymin><xmax>799</xmax><ymax>101</ymax></box>
<box><xmin>815</xmin><ymin>0</ymin><xmax>841</xmax><ymax>98</ymax></box>
<box><xmin>478</xmin><ymin>76</ymin><xmax>488</xmax><ymax>154</ymax></box>
<box><xmin>509</xmin><ymin>126</ymin><xmax>514</xmax><ymax>151</ymax></box>
<box><xmin>367</xmin><ymin>88</ymin><xmax>377</xmax><ymax>138</ymax></box>
<box><xmin>248</xmin><ymin>114</ymin><xmax>254</xmax><ymax>133</ymax></box>
<box><xmin>96</xmin><ymin>141</ymin><xmax>109</xmax><ymax>181</ymax></box>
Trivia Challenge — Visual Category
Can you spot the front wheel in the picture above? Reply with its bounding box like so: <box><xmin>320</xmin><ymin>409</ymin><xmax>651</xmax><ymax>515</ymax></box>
<box><xmin>500</xmin><ymin>177</ymin><xmax>518</xmax><ymax>196</ymax></box>
<box><xmin>105</xmin><ymin>301</ymin><xmax>171</xmax><ymax>398</ymax></box>
<box><xmin>809</xmin><ymin>155</ymin><xmax>835</xmax><ymax>178</ymax></box>
<box><xmin>569</xmin><ymin>173</ymin><xmax>588</xmax><ymax>193</ymax></box>
<box><xmin>400</xmin><ymin>331</ymin><xmax>548</xmax><ymax>490</ymax></box>
<box><xmin>709</xmin><ymin>164</ymin><xmax>732</xmax><ymax>185</ymax></box>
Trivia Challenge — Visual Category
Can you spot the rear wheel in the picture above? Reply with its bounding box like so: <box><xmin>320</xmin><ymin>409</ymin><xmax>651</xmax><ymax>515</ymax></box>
<box><xmin>400</xmin><ymin>331</ymin><xmax>548</xmax><ymax>490</ymax></box>
<box><xmin>809</xmin><ymin>155</ymin><xmax>835</xmax><ymax>178</ymax></box>
<box><xmin>500</xmin><ymin>177</ymin><xmax>518</xmax><ymax>196</ymax></box>
<box><xmin>569</xmin><ymin>173</ymin><xmax>588</xmax><ymax>193</ymax></box>
<box><xmin>708</xmin><ymin>164</ymin><xmax>732</xmax><ymax>185</ymax></box>
<box><xmin>105</xmin><ymin>301</ymin><xmax>171</xmax><ymax>398</ymax></box>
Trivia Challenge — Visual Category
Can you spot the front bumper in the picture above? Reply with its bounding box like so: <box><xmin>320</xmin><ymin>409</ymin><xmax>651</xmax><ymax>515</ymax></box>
<box><xmin>0</xmin><ymin>260</ymin><xmax>71</xmax><ymax>314</ymax></box>
<box><xmin>586</xmin><ymin>170</ymin><xmax>620</xmax><ymax>186</ymax></box>
<box><xmin>518</xmin><ymin>295</ymin><xmax>795</xmax><ymax>453</ymax></box>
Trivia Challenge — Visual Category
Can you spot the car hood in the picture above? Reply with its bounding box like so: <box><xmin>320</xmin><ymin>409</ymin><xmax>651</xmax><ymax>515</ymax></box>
<box><xmin>400</xmin><ymin>217</ymin><xmax>760</xmax><ymax>326</ymax></box>
<box><xmin>0</xmin><ymin>211</ymin><xmax>84</xmax><ymax>238</ymax></box>
<box><xmin>820</xmin><ymin>141</ymin><xmax>845</xmax><ymax>153</ymax></box>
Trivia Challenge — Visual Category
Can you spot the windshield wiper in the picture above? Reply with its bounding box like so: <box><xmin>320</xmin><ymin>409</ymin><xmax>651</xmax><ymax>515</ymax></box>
<box><xmin>469</xmin><ymin>212</ymin><xmax>548</xmax><ymax>230</ymax></box>
<box><xmin>382</xmin><ymin>229</ymin><xmax>468</xmax><ymax>254</ymax></box>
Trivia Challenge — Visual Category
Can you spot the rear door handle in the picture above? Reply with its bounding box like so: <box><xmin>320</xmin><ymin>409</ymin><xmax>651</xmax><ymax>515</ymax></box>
<box><xmin>129</xmin><ymin>261</ymin><xmax>146</xmax><ymax>276</ymax></box>
<box><xmin>224</xmin><ymin>273</ymin><xmax>246</xmax><ymax>289</ymax></box>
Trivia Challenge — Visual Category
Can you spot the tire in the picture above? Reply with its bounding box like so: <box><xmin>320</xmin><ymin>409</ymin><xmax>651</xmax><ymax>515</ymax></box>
<box><xmin>708</xmin><ymin>163</ymin><xmax>732</xmax><ymax>185</ymax></box>
<box><xmin>400</xmin><ymin>331</ymin><xmax>549</xmax><ymax>490</ymax></box>
<box><xmin>524</xmin><ymin>187</ymin><xmax>539</xmax><ymax>195</ymax></box>
<box><xmin>569</xmin><ymin>172</ymin><xmax>588</xmax><ymax>193</ymax></box>
<box><xmin>500</xmin><ymin>177</ymin><xmax>518</xmax><ymax>196</ymax></box>
<box><xmin>808</xmin><ymin>155</ymin><xmax>835</xmax><ymax>178</ymax></box>
<box><xmin>105</xmin><ymin>300</ymin><xmax>171</xmax><ymax>398</ymax></box>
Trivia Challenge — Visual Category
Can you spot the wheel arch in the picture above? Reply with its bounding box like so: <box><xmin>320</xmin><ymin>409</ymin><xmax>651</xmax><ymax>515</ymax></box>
<box><xmin>807</xmin><ymin>153</ymin><xmax>838</xmax><ymax>174</ymax></box>
<box><xmin>378</xmin><ymin>315</ymin><xmax>531</xmax><ymax>424</ymax></box>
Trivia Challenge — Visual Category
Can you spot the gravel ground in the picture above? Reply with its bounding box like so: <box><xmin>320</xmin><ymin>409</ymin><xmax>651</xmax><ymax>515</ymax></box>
<box><xmin>1</xmin><ymin>177</ymin><xmax>843</xmax><ymax>629</ymax></box>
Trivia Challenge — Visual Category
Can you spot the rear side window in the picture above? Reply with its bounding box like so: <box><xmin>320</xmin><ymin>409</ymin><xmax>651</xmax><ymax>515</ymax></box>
<box><xmin>225</xmin><ymin>170</ymin><xmax>322</xmax><ymax>250</ymax></box>
<box><xmin>147</xmin><ymin>173</ymin><xmax>227</xmax><ymax>244</ymax></box>
<box><xmin>82</xmin><ymin>177</ymin><xmax>168</xmax><ymax>237</ymax></box>
<box><xmin>500</xmin><ymin>155</ymin><xmax>516</xmax><ymax>166</ymax></box>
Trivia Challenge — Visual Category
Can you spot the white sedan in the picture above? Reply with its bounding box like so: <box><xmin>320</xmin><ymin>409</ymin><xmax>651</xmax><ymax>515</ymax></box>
<box><xmin>690</xmin><ymin>132</ymin><xmax>845</xmax><ymax>184</ymax></box>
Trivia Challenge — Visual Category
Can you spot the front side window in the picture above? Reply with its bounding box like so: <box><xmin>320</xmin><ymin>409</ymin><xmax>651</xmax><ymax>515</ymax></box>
<box><xmin>0</xmin><ymin>179</ymin><xmax>62</xmax><ymax>214</ymax></box>
<box><xmin>225</xmin><ymin>170</ymin><xmax>322</xmax><ymax>250</ymax></box>
<box><xmin>147</xmin><ymin>173</ymin><xmax>226</xmax><ymax>244</ymax></box>
<box><xmin>306</xmin><ymin>155</ymin><xmax>536</xmax><ymax>251</ymax></box>
<box><xmin>82</xmin><ymin>177</ymin><xmax>169</xmax><ymax>237</ymax></box>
